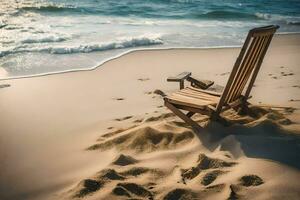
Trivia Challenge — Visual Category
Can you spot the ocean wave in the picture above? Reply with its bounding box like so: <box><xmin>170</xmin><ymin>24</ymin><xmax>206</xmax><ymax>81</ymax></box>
<box><xmin>19</xmin><ymin>4</ymin><xmax>78</xmax><ymax>13</ymax></box>
<box><xmin>288</xmin><ymin>21</ymin><xmax>300</xmax><ymax>26</ymax></box>
<box><xmin>198</xmin><ymin>11</ymin><xmax>259</xmax><ymax>20</ymax></box>
<box><xmin>0</xmin><ymin>35</ymin><xmax>163</xmax><ymax>57</ymax></box>
<box><xmin>255</xmin><ymin>12</ymin><xmax>300</xmax><ymax>25</ymax></box>
<box><xmin>21</xmin><ymin>35</ymin><xmax>68</xmax><ymax>44</ymax></box>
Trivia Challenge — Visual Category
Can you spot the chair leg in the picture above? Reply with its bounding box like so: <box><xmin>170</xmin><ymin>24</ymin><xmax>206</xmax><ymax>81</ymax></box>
<box><xmin>186</xmin><ymin>112</ymin><xmax>195</xmax><ymax>118</ymax></box>
<box><xmin>164</xmin><ymin>100</ymin><xmax>203</xmax><ymax>132</ymax></box>
<box><xmin>210</xmin><ymin>112</ymin><xmax>230</xmax><ymax>126</ymax></box>
<box><xmin>238</xmin><ymin>101</ymin><xmax>251</xmax><ymax>115</ymax></box>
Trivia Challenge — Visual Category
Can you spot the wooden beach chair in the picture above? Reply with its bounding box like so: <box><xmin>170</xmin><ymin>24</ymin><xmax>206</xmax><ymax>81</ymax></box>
<box><xmin>164</xmin><ymin>25</ymin><xmax>279</xmax><ymax>130</ymax></box>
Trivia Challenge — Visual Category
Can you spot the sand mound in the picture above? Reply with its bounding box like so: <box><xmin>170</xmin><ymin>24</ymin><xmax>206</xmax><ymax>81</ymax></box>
<box><xmin>239</xmin><ymin>175</ymin><xmax>264</xmax><ymax>187</ymax></box>
<box><xmin>67</xmin><ymin>105</ymin><xmax>300</xmax><ymax>200</ymax></box>
<box><xmin>100</xmin><ymin>125</ymin><xmax>138</xmax><ymax>140</ymax></box>
<box><xmin>87</xmin><ymin>123</ymin><xmax>195</xmax><ymax>153</ymax></box>
<box><xmin>205</xmin><ymin>183</ymin><xmax>226</xmax><ymax>192</ymax></box>
<box><xmin>97</xmin><ymin>169</ymin><xmax>125</xmax><ymax>181</ymax></box>
<box><xmin>144</xmin><ymin>112</ymin><xmax>175</xmax><ymax>122</ymax></box>
<box><xmin>112</xmin><ymin>154</ymin><xmax>138</xmax><ymax>166</ymax></box>
<box><xmin>181</xmin><ymin>154</ymin><xmax>236</xmax><ymax>181</ymax></box>
<box><xmin>120</xmin><ymin>167</ymin><xmax>150</xmax><ymax>177</ymax></box>
<box><xmin>218</xmin><ymin>105</ymin><xmax>295</xmax><ymax>128</ymax></box>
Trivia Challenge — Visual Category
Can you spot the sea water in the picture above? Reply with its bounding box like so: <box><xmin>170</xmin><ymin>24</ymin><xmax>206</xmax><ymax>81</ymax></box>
<box><xmin>1</xmin><ymin>0</ymin><xmax>300</xmax><ymax>78</ymax></box>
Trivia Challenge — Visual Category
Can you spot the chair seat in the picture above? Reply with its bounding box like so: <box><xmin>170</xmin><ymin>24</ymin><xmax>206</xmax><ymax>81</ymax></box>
<box><xmin>166</xmin><ymin>86</ymin><xmax>221</xmax><ymax>109</ymax></box>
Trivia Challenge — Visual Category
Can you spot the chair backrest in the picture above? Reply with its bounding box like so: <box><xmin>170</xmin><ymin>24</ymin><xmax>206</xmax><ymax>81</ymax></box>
<box><xmin>215</xmin><ymin>25</ymin><xmax>279</xmax><ymax>114</ymax></box>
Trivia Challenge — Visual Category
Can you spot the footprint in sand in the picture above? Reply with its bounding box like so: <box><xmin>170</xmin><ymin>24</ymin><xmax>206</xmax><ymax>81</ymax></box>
<box><xmin>133</xmin><ymin>118</ymin><xmax>144</xmax><ymax>123</ymax></box>
<box><xmin>289</xmin><ymin>99</ymin><xmax>300</xmax><ymax>102</ymax></box>
<box><xmin>281</xmin><ymin>72</ymin><xmax>294</xmax><ymax>76</ymax></box>
<box><xmin>138</xmin><ymin>78</ymin><xmax>150</xmax><ymax>81</ymax></box>
<box><xmin>292</xmin><ymin>85</ymin><xmax>300</xmax><ymax>89</ymax></box>
<box><xmin>114</xmin><ymin>116</ymin><xmax>133</xmax><ymax>121</ymax></box>
<box><xmin>163</xmin><ymin>188</ymin><xmax>196</xmax><ymax>200</ymax></box>
<box><xmin>74</xmin><ymin>179</ymin><xmax>104</xmax><ymax>198</ymax></box>
<box><xmin>181</xmin><ymin>154</ymin><xmax>236</xmax><ymax>182</ymax></box>
<box><xmin>73</xmin><ymin>169</ymin><xmax>126</xmax><ymax>198</ymax></box>
<box><xmin>201</xmin><ymin>170</ymin><xmax>227</xmax><ymax>186</ymax></box>
<box><xmin>226</xmin><ymin>174</ymin><xmax>264</xmax><ymax>200</ymax></box>
<box><xmin>0</xmin><ymin>84</ymin><xmax>10</xmax><ymax>89</ymax></box>
<box><xmin>239</xmin><ymin>175</ymin><xmax>264</xmax><ymax>187</ymax></box>
<box><xmin>113</xmin><ymin>182</ymin><xmax>154</xmax><ymax>200</ymax></box>
<box><xmin>220</xmin><ymin>72</ymin><xmax>230</xmax><ymax>76</ymax></box>
<box><xmin>113</xmin><ymin>97</ymin><xmax>125</xmax><ymax>101</ymax></box>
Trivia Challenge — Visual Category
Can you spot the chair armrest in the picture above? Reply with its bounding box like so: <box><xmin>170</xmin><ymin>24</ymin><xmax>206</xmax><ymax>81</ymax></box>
<box><xmin>187</xmin><ymin>76</ymin><xmax>214</xmax><ymax>90</ymax></box>
<box><xmin>167</xmin><ymin>71</ymin><xmax>191</xmax><ymax>82</ymax></box>
<box><xmin>167</xmin><ymin>71</ymin><xmax>192</xmax><ymax>89</ymax></box>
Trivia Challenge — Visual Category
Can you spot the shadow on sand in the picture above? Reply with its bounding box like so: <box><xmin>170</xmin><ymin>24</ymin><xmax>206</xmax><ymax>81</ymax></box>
<box><xmin>192</xmin><ymin>106</ymin><xmax>300</xmax><ymax>170</ymax></box>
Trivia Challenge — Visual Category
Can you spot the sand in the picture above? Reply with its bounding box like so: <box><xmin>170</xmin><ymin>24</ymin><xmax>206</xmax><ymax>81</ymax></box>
<box><xmin>0</xmin><ymin>33</ymin><xmax>300</xmax><ymax>200</ymax></box>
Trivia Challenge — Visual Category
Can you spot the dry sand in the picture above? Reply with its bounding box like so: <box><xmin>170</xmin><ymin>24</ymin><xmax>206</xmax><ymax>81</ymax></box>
<box><xmin>0</xmin><ymin>33</ymin><xmax>300</xmax><ymax>200</ymax></box>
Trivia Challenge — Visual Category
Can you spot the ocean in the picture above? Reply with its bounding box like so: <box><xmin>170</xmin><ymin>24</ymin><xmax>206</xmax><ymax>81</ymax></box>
<box><xmin>1</xmin><ymin>0</ymin><xmax>300</xmax><ymax>79</ymax></box>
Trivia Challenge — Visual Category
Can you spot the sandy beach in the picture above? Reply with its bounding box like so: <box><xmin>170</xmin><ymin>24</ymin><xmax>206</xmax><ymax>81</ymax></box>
<box><xmin>0</xmin><ymin>33</ymin><xmax>300</xmax><ymax>200</ymax></box>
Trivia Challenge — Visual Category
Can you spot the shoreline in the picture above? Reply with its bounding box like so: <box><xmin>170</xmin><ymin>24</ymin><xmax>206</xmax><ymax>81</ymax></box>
<box><xmin>1</xmin><ymin>32</ymin><xmax>300</xmax><ymax>81</ymax></box>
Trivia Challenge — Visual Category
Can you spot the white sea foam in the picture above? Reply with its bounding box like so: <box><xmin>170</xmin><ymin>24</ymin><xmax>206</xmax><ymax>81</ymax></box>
<box><xmin>255</xmin><ymin>12</ymin><xmax>300</xmax><ymax>25</ymax></box>
<box><xmin>21</xmin><ymin>35</ymin><xmax>68</xmax><ymax>44</ymax></box>
<box><xmin>0</xmin><ymin>34</ymin><xmax>163</xmax><ymax>57</ymax></box>
<box><xmin>0</xmin><ymin>20</ymin><xmax>7</xmax><ymax>28</ymax></box>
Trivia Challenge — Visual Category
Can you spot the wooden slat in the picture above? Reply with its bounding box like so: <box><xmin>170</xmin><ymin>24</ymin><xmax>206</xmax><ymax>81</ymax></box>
<box><xmin>167</xmin><ymin>98</ymin><xmax>209</xmax><ymax>109</ymax></box>
<box><xmin>176</xmin><ymin>89</ymin><xmax>220</xmax><ymax>100</ymax></box>
<box><xmin>225</xmin><ymin>37</ymin><xmax>260</xmax><ymax>103</ymax></box>
<box><xmin>232</xmin><ymin>37</ymin><xmax>263</xmax><ymax>99</ymax></box>
<box><xmin>176</xmin><ymin>91</ymin><xmax>219</xmax><ymax>100</ymax></box>
<box><xmin>250</xmin><ymin>25</ymin><xmax>279</xmax><ymax>37</ymax></box>
<box><xmin>215</xmin><ymin>25</ymin><xmax>278</xmax><ymax>116</ymax></box>
<box><xmin>229</xmin><ymin>35</ymin><xmax>266</xmax><ymax>102</ymax></box>
<box><xmin>244</xmin><ymin>34</ymin><xmax>274</xmax><ymax>99</ymax></box>
<box><xmin>169</xmin><ymin>93</ymin><xmax>215</xmax><ymax>105</ymax></box>
<box><xmin>174</xmin><ymin>92</ymin><xmax>219</xmax><ymax>103</ymax></box>
<box><xmin>214</xmin><ymin>32</ymin><xmax>252</xmax><ymax>115</ymax></box>
<box><xmin>167</xmin><ymin>94</ymin><xmax>217</xmax><ymax>109</ymax></box>
<box><xmin>234</xmin><ymin>35</ymin><xmax>269</xmax><ymax>100</ymax></box>
<box><xmin>186</xmin><ymin>86</ymin><xmax>222</xmax><ymax>96</ymax></box>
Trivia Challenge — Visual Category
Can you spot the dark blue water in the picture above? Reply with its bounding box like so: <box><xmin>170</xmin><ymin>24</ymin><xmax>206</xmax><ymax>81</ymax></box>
<box><xmin>1</xmin><ymin>0</ymin><xmax>300</xmax><ymax>78</ymax></box>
